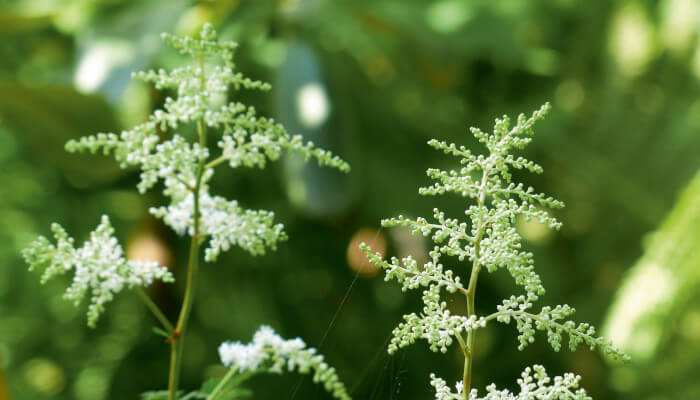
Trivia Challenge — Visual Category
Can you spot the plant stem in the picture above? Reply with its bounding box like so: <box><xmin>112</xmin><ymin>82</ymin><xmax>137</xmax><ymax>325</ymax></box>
<box><xmin>168</xmin><ymin>227</ymin><xmax>202</xmax><ymax>400</ymax></box>
<box><xmin>135</xmin><ymin>287</ymin><xmax>174</xmax><ymax>334</ymax></box>
<box><xmin>207</xmin><ymin>367</ymin><xmax>239</xmax><ymax>400</ymax></box>
<box><xmin>454</xmin><ymin>330</ymin><xmax>468</xmax><ymax>354</ymax></box>
<box><xmin>168</xmin><ymin>341</ymin><xmax>178</xmax><ymax>399</ymax></box>
<box><xmin>463</xmin><ymin>266</ymin><xmax>479</xmax><ymax>400</ymax></box>
<box><xmin>462</xmin><ymin>168</ymin><xmax>489</xmax><ymax>399</ymax></box>
<box><xmin>204</xmin><ymin>155</ymin><xmax>226</xmax><ymax>170</ymax></box>
<box><xmin>168</xmin><ymin>59</ymin><xmax>208</xmax><ymax>400</ymax></box>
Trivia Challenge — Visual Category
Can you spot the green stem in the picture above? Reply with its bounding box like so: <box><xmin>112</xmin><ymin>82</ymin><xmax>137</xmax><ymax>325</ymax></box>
<box><xmin>207</xmin><ymin>367</ymin><xmax>239</xmax><ymax>400</ymax></box>
<box><xmin>168</xmin><ymin>341</ymin><xmax>178</xmax><ymax>399</ymax></box>
<box><xmin>204</xmin><ymin>155</ymin><xmax>226</xmax><ymax>170</ymax></box>
<box><xmin>135</xmin><ymin>287</ymin><xmax>174</xmax><ymax>334</ymax></box>
<box><xmin>461</xmin><ymin>168</ymin><xmax>489</xmax><ymax>399</ymax></box>
<box><xmin>463</xmin><ymin>263</ymin><xmax>480</xmax><ymax>399</ymax></box>
<box><xmin>167</xmin><ymin>58</ymin><xmax>208</xmax><ymax>400</ymax></box>
<box><xmin>168</xmin><ymin>227</ymin><xmax>202</xmax><ymax>400</ymax></box>
<box><xmin>461</xmin><ymin>285</ymin><xmax>480</xmax><ymax>392</ymax></box>
<box><xmin>454</xmin><ymin>330</ymin><xmax>468</xmax><ymax>354</ymax></box>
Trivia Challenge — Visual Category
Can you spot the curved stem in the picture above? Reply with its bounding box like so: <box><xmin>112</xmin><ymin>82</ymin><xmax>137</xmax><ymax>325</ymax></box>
<box><xmin>207</xmin><ymin>367</ymin><xmax>239</xmax><ymax>400</ymax></box>
<box><xmin>135</xmin><ymin>287</ymin><xmax>174</xmax><ymax>334</ymax></box>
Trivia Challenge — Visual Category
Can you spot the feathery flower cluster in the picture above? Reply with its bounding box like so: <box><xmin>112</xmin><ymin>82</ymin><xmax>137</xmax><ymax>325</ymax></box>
<box><xmin>218</xmin><ymin>326</ymin><xmax>350</xmax><ymax>400</ymax></box>
<box><xmin>488</xmin><ymin>295</ymin><xmax>630</xmax><ymax>360</ymax></box>
<box><xmin>22</xmin><ymin>23</ymin><xmax>352</xmax><ymax>400</ymax></box>
<box><xmin>362</xmin><ymin>103</ymin><xmax>628</xmax><ymax>398</ymax></box>
<box><xmin>361</xmin><ymin>104</ymin><xmax>563</xmax><ymax>352</ymax></box>
<box><xmin>431</xmin><ymin>365</ymin><xmax>591</xmax><ymax>400</ymax></box>
<box><xmin>150</xmin><ymin>191</ymin><xmax>286</xmax><ymax>262</ymax></box>
<box><xmin>64</xmin><ymin>23</ymin><xmax>349</xmax><ymax>264</ymax></box>
<box><xmin>22</xmin><ymin>215</ymin><xmax>173</xmax><ymax>327</ymax></box>
<box><xmin>362</xmin><ymin>245</ymin><xmax>486</xmax><ymax>353</ymax></box>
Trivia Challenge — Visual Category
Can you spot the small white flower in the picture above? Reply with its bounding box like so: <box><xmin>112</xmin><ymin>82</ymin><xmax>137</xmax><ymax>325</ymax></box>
<box><xmin>151</xmin><ymin>192</ymin><xmax>288</xmax><ymax>262</ymax></box>
<box><xmin>218</xmin><ymin>341</ymin><xmax>266</xmax><ymax>372</ymax></box>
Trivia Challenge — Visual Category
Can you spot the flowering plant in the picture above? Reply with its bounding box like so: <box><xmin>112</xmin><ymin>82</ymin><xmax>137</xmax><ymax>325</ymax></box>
<box><xmin>361</xmin><ymin>103</ymin><xmax>630</xmax><ymax>399</ymax></box>
<box><xmin>22</xmin><ymin>24</ymin><xmax>350</xmax><ymax>400</ymax></box>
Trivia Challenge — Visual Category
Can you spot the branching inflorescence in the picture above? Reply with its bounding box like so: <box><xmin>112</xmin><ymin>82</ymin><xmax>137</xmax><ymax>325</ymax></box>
<box><xmin>217</xmin><ymin>326</ymin><xmax>350</xmax><ymax>400</ymax></box>
<box><xmin>23</xmin><ymin>24</ymin><xmax>350</xmax><ymax>400</ymax></box>
<box><xmin>22</xmin><ymin>215</ymin><xmax>174</xmax><ymax>327</ymax></box>
<box><xmin>362</xmin><ymin>103</ymin><xmax>629</xmax><ymax>399</ymax></box>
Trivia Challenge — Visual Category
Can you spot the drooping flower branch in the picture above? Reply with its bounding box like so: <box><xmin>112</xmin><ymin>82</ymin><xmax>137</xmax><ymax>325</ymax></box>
<box><xmin>214</xmin><ymin>326</ymin><xmax>350</xmax><ymax>400</ymax></box>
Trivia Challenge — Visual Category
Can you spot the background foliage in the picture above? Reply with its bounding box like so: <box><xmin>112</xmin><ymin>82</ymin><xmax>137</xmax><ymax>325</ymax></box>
<box><xmin>0</xmin><ymin>0</ymin><xmax>698</xmax><ymax>399</ymax></box>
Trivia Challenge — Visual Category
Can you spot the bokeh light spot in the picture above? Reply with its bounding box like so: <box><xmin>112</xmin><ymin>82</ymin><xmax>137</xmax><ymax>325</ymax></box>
<box><xmin>608</xmin><ymin>4</ymin><xmax>656</xmax><ymax>77</ymax></box>
<box><xmin>347</xmin><ymin>228</ymin><xmax>387</xmax><ymax>277</ymax></box>
<box><xmin>426</xmin><ymin>0</ymin><xmax>472</xmax><ymax>34</ymax></box>
<box><xmin>126</xmin><ymin>230</ymin><xmax>172</xmax><ymax>268</ymax></box>
<box><xmin>296</xmin><ymin>83</ymin><xmax>330</xmax><ymax>129</ymax></box>
<box><xmin>74</xmin><ymin>367</ymin><xmax>109</xmax><ymax>400</ymax></box>
<box><xmin>75</xmin><ymin>40</ymin><xmax>134</xmax><ymax>93</ymax></box>
<box><xmin>516</xmin><ymin>214</ymin><xmax>554</xmax><ymax>244</ymax></box>
<box><xmin>660</xmin><ymin>0</ymin><xmax>697</xmax><ymax>55</ymax></box>
<box><xmin>22</xmin><ymin>357</ymin><xmax>65</xmax><ymax>395</ymax></box>
<box><xmin>390</xmin><ymin>227</ymin><xmax>428</xmax><ymax>267</ymax></box>
<box><xmin>555</xmin><ymin>79</ymin><xmax>585</xmax><ymax>112</ymax></box>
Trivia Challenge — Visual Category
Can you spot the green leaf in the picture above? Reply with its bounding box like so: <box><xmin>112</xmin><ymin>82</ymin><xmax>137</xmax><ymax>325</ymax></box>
<box><xmin>180</xmin><ymin>391</ymin><xmax>207</xmax><ymax>400</ymax></box>
<box><xmin>152</xmin><ymin>326</ymin><xmax>170</xmax><ymax>338</ymax></box>
<box><xmin>198</xmin><ymin>370</ymin><xmax>258</xmax><ymax>400</ymax></box>
<box><xmin>182</xmin><ymin>388</ymin><xmax>252</xmax><ymax>400</ymax></box>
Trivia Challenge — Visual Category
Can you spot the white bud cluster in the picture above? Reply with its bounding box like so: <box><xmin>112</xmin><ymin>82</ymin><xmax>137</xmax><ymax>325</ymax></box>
<box><xmin>431</xmin><ymin>365</ymin><xmax>591</xmax><ymax>400</ymax></box>
<box><xmin>488</xmin><ymin>296</ymin><xmax>630</xmax><ymax>361</ymax></box>
<box><xmin>218</xmin><ymin>325</ymin><xmax>350</xmax><ymax>400</ymax></box>
<box><xmin>150</xmin><ymin>191</ymin><xmax>286</xmax><ymax>261</ymax></box>
<box><xmin>22</xmin><ymin>215</ymin><xmax>173</xmax><ymax>327</ymax></box>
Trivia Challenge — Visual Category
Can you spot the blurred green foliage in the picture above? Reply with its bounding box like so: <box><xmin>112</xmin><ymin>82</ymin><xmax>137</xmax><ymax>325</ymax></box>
<box><xmin>0</xmin><ymin>0</ymin><xmax>698</xmax><ymax>399</ymax></box>
<box><xmin>603</xmin><ymin>169</ymin><xmax>700</xmax><ymax>399</ymax></box>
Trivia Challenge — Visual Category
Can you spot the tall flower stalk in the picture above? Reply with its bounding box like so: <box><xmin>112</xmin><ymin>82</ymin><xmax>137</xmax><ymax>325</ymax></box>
<box><xmin>23</xmin><ymin>24</ymin><xmax>350</xmax><ymax>400</ymax></box>
<box><xmin>362</xmin><ymin>103</ymin><xmax>629</xmax><ymax>399</ymax></box>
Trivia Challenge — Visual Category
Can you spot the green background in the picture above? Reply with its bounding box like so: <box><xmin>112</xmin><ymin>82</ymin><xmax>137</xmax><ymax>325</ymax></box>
<box><xmin>0</xmin><ymin>0</ymin><xmax>699</xmax><ymax>399</ymax></box>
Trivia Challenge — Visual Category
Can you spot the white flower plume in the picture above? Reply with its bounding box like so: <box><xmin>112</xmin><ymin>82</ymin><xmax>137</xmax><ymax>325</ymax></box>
<box><xmin>218</xmin><ymin>325</ymin><xmax>350</xmax><ymax>400</ymax></box>
<box><xmin>22</xmin><ymin>215</ymin><xmax>173</xmax><ymax>327</ymax></box>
